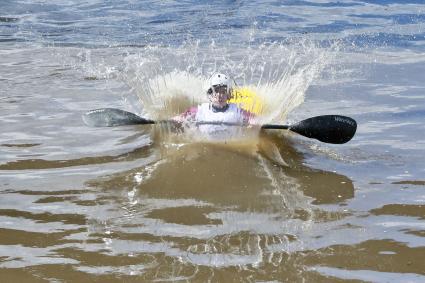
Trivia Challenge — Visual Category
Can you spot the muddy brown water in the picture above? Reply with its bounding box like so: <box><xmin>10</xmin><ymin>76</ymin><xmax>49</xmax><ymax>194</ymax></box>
<box><xmin>1</xmin><ymin>46</ymin><xmax>424</xmax><ymax>282</ymax></box>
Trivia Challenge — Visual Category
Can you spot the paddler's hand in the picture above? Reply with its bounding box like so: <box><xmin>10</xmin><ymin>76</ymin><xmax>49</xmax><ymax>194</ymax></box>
<box><xmin>168</xmin><ymin>119</ymin><xmax>185</xmax><ymax>133</ymax></box>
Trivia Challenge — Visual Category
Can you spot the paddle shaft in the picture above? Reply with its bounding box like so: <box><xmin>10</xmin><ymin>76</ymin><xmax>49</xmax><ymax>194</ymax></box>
<box><xmin>168</xmin><ymin>120</ymin><xmax>289</xmax><ymax>129</ymax></box>
<box><xmin>260</xmin><ymin>124</ymin><xmax>290</xmax><ymax>130</ymax></box>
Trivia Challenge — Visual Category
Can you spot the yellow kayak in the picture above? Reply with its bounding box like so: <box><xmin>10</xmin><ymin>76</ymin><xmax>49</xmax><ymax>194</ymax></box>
<box><xmin>229</xmin><ymin>87</ymin><xmax>264</xmax><ymax>115</ymax></box>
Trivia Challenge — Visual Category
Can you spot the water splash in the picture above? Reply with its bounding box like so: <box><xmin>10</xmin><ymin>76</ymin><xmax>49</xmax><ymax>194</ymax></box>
<box><xmin>120</xmin><ymin>39</ymin><xmax>335</xmax><ymax>125</ymax></box>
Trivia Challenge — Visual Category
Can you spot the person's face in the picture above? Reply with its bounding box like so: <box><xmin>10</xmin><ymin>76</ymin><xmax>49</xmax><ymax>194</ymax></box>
<box><xmin>208</xmin><ymin>85</ymin><xmax>230</xmax><ymax>108</ymax></box>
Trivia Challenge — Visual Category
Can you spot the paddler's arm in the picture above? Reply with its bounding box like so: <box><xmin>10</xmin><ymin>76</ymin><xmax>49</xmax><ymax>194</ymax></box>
<box><xmin>240</xmin><ymin>108</ymin><xmax>256</xmax><ymax>125</ymax></box>
<box><xmin>171</xmin><ymin>106</ymin><xmax>199</xmax><ymax>129</ymax></box>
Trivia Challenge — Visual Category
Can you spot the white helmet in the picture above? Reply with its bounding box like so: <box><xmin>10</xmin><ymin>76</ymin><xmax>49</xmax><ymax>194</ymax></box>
<box><xmin>206</xmin><ymin>73</ymin><xmax>233</xmax><ymax>95</ymax></box>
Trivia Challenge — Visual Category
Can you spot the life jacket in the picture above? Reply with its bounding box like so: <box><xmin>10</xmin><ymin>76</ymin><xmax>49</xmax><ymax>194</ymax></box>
<box><xmin>195</xmin><ymin>103</ymin><xmax>246</xmax><ymax>123</ymax></box>
<box><xmin>193</xmin><ymin>103</ymin><xmax>252</xmax><ymax>139</ymax></box>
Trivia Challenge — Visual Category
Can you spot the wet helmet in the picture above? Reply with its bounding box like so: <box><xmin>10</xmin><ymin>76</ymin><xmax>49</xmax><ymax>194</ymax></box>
<box><xmin>206</xmin><ymin>73</ymin><xmax>233</xmax><ymax>96</ymax></box>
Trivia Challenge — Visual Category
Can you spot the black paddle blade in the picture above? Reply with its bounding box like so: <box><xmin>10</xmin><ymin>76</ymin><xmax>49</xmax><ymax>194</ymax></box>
<box><xmin>290</xmin><ymin>115</ymin><xmax>357</xmax><ymax>144</ymax></box>
<box><xmin>82</xmin><ymin>108</ymin><xmax>155</xmax><ymax>127</ymax></box>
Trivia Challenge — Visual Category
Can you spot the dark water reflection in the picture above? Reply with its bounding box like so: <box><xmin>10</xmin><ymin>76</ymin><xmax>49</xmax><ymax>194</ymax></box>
<box><xmin>43</xmin><ymin>130</ymin><xmax>353</xmax><ymax>280</ymax></box>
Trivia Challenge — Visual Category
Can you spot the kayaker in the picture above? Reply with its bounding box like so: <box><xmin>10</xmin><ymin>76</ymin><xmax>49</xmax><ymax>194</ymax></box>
<box><xmin>173</xmin><ymin>73</ymin><xmax>255</xmax><ymax>127</ymax></box>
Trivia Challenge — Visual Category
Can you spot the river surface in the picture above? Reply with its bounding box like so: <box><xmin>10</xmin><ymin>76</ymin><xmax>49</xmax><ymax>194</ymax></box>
<box><xmin>1</xmin><ymin>1</ymin><xmax>425</xmax><ymax>282</ymax></box>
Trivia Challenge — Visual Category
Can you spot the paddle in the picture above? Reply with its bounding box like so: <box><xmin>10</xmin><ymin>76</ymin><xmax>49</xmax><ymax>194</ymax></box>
<box><xmin>82</xmin><ymin>108</ymin><xmax>357</xmax><ymax>144</ymax></box>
